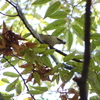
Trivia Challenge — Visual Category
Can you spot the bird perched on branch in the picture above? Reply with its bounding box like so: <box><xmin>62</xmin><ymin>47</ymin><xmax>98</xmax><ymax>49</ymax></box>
<box><xmin>39</xmin><ymin>34</ymin><xmax>66</xmax><ymax>46</ymax></box>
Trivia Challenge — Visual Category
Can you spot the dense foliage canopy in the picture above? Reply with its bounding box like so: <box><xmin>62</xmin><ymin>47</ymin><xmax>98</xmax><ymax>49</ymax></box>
<box><xmin>0</xmin><ymin>0</ymin><xmax>100</xmax><ymax>100</ymax></box>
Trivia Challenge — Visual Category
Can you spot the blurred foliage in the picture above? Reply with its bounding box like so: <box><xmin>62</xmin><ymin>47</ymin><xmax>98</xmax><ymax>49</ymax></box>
<box><xmin>0</xmin><ymin>0</ymin><xmax>100</xmax><ymax>100</ymax></box>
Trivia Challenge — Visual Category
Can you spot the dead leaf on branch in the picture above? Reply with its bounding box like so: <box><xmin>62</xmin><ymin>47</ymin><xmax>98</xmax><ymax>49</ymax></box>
<box><xmin>0</xmin><ymin>22</ymin><xmax>26</xmax><ymax>56</ymax></box>
<box><xmin>59</xmin><ymin>88</ymin><xmax>79</xmax><ymax>100</ymax></box>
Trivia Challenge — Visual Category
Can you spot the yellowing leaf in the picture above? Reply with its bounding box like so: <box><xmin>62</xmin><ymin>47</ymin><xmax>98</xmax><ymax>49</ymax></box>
<box><xmin>0</xmin><ymin>80</ymin><xmax>5</xmax><ymax>86</ymax></box>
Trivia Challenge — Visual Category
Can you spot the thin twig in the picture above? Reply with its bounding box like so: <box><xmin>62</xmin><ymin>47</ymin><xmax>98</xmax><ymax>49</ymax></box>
<box><xmin>0</xmin><ymin>12</ymin><xmax>18</xmax><ymax>17</ymax></box>
<box><xmin>3</xmin><ymin>56</ymin><xmax>36</xmax><ymax>100</ymax></box>
<box><xmin>52</xmin><ymin>47</ymin><xmax>83</xmax><ymax>62</ymax></box>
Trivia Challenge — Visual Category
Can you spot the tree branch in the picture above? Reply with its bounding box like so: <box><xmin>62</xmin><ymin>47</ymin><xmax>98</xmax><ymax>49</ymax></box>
<box><xmin>73</xmin><ymin>0</ymin><xmax>91</xmax><ymax>100</ymax></box>
<box><xmin>0</xmin><ymin>12</ymin><xmax>18</xmax><ymax>17</ymax></box>
<box><xmin>3</xmin><ymin>56</ymin><xmax>36</xmax><ymax>100</ymax></box>
<box><xmin>6</xmin><ymin>0</ymin><xmax>43</xmax><ymax>43</ymax></box>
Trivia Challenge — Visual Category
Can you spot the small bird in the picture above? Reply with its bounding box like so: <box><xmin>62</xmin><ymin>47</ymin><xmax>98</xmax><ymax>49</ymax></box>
<box><xmin>39</xmin><ymin>34</ymin><xmax>66</xmax><ymax>46</ymax></box>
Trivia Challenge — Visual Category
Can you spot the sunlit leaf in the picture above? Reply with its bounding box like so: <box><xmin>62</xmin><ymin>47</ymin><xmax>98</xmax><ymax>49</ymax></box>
<box><xmin>52</xmin><ymin>27</ymin><xmax>66</xmax><ymax>36</ymax></box>
<box><xmin>1</xmin><ymin>56</ymin><xmax>11</xmax><ymax>63</ymax></box>
<box><xmin>1</xmin><ymin>78</ymin><xmax>10</xmax><ymax>83</ymax></box>
<box><xmin>0</xmin><ymin>80</ymin><xmax>5</xmax><ymax>86</ymax></box>
<box><xmin>43</xmin><ymin>49</ymin><xmax>55</xmax><ymax>55</ymax></box>
<box><xmin>32</xmin><ymin>0</ymin><xmax>51</xmax><ymax>5</ymax></box>
<box><xmin>48</xmin><ymin>11</ymin><xmax>67</xmax><ymax>19</ymax></box>
<box><xmin>33</xmin><ymin>48</ymin><xmax>46</xmax><ymax>53</ymax></box>
<box><xmin>21</xmin><ymin>66</ymin><xmax>33</xmax><ymax>74</ymax></box>
<box><xmin>3</xmin><ymin>72</ymin><xmax>19</xmax><ymax>77</ymax></box>
<box><xmin>28</xmin><ymin>90</ymin><xmax>45</xmax><ymax>95</ymax></box>
<box><xmin>72</xmin><ymin>25</ymin><xmax>84</xmax><ymax>39</ymax></box>
<box><xmin>43</xmin><ymin>19</ymin><xmax>66</xmax><ymax>31</ymax></box>
<box><xmin>90</xmin><ymin>95</ymin><xmax>100</xmax><ymax>100</ymax></box>
<box><xmin>88</xmin><ymin>71</ymin><xmax>100</xmax><ymax>96</ymax></box>
<box><xmin>64</xmin><ymin>51</ymin><xmax>76</xmax><ymax>62</ymax></box>
<box><xmin>66</xmin><ymin>31</ymin><xmax>73</xmax><ymax>50</ymax></box>
<box><xmin>91</xmin><ymin>33</ymin><xmax>100</xmax><ymax>39</ymax></box>
<box><xmin>0</xmin><ymin>3</ymin><xmax>9</xmax><ymax>11</ymax></box>
<box><xmin>22</xmin><ymin>33</ymin><xmax>31</xmax><ymax>38</ymax></box>
<box><xmin>16</xmin><ymin>81</ymin><xmax>22</xmax><ymax>95</ymax></box>
<box><xmin>51</xmin><ymin>64</ymin><xmax>61</xmax><ymax>74</ymax></box>
<box><xmin>44</xmin><ymin>1</ymin><xmax>61</xmax><ymax>18</ymax></box>
<box><xmin>33</xmin><ymin>72</ymin><xmax>40</xmax><ymax>85</ymax></box>
<box><xmin>6</xmin><ymin>79</ymin><xmax>18</xmax><ymax>92</ymax></box>
<box><xmin>40</xmin><ymin>56</ymin><xmax>52</xmax><ymax>68</ymax></box>
<box><xmin>2</xmin><ymin>93</ymin><xmax>14</xmax><ymax>100</ymax></box>
<box><xmin>32</xmin><ymin>86</ymin><xmax>48</xmax><ymax>91</ymax></box>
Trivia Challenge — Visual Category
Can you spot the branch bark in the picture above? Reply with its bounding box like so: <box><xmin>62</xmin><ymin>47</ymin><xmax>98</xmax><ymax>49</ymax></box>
<box><xmin>73</xmin><ymin>0</ymin><xmax>91</xmax><ymax>100</ymax></box>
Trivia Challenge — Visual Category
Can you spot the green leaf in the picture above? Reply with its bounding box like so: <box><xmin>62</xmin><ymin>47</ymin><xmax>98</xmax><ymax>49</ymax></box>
<box><xmin>3</xmin><ymin>72</ymin><xmax>19</xmax><ymax>77</ymax></box>
<box><xmin>43</xmin><ymin>49</ymin><xmax>55</xmax><ymax>55</ymax></box>
<box><xmin>90</xmin><ymin>96</ymin><xmax>100</xmax><ymax>100</ymax></box>
<box><xmin>72</xmin><ymin>25</ymin><xmax>84</xmax><ymax>39</ymax></box>
<box><xmin>6</xmin><ymin>79</ymin><xmax>18</xmax><ymax>92</ymax></box>
<box><xmin>0</xmin><ymin>3</ymin><xmax>9</xmax><ymax>11</ymax></box>
<box><xmin>44</xmin><ymin>1</ymin><xmax>61</xmax><ymax>18</ymax></box>
<box><xmin>24</xmin><ymin>49</ymin><xmax>35</xmax><ymax>64</ymax></box>
<box><xmin>1</xmin><ymin>78</ymin><xmax>10</xmax><ymax>83</ymax></box>
<box><xmin>22</xmin><ymin>33</ymin><xmax>31</xmax><ymax>38</ymax></box>
<box><xmin>75</xmin><ymin>16</ymin><xmax>84</xmax><ymax>27</ymax></box>
<box><xmin>16</xmin><ymin>81</ymin><xmax>22</xmax><ymax>95</ymax></box>
<box><xmin>39</xmin><ymin>44</ymin><xmax>48</xmax><ymax>48</ymax></box>
<box><xmin>88</xmin><ymin>70</ymin><xmax>100</xmax><ymax>96</ymax></box>
<box><xmin>1</xmin><ymin>56</ymin><xmax>11</xmax><ymax>63</ymax></box>
<box><xmin>43</xmin><ymin>19</ymin><xmax>66</xmax><ymax>31</ymax></box>
<box><xmin>48</xmin><ymin>11</ymin><xmax>67</xmax><ymax>19</ymax></box>
<box><xmin>66</xmin><ymin>31</ymin><xmax>73</xmax><ymax>50</ymax></box>
<box><xmin>32</xmin><ymin>86</ymin><xmax>48</xmax><ymax>91</ymax></box>
<box><xmin>51</xmin><ymin>64</ymin><xmax>61</xmax><ymax>74</ymax></box>
<box><xmin>33</xmin><ymin>72</ymin><xmax>40</xmax><ymax>85</ymax></box>
<box><xmin>60</xmin><ymin>70</ymin><xmax>73</xmax><ymax>82</ymax></box>
<box><xmin>33</xmin><ymin>48</ymin><xmax>46</xmax><ymax>53</ymax></box>
<box><xmin>21</xmin><ymin>66</ymin><xmax>33</xmax><ymax>74</ymax></box>
<box><xmin>28</xmin><ymin>90</ymin><xmax>45</xmax><ymax>95</ymax></box>
<box><xmin>52</xmin><ymin>75</ymin><xmax>59</xmax><ymax>84</ymax></box>
<box><xmin>60</xmin><ymin>70</ymin><xmax>69</xmax><ymax>82</ymax></box>
<box><xmin>40</xmin><ymin>56</ymin><xmax>52</xmax><ymax>68</ymax></box>
<box><xmin>90</xmin><ymin>33</ymin><xmax>100</xmax><ymax>39</ymax></box>
<box><xmin>52</xmin><ymin>27</ymin><xmax>66</xmax><ymax>36</ymax></box>
<box><xmin>93</xmin><ymin>40</ymin><xmax>100</xmax><ymax>46</ymax></box>
<box><xmin>64</xmin><ymin>51</ymin><xmax>76</xmax><ymax>62</ymax></box>
<box><xmin>32</xmin><ymin>0</ymin><xmax>51</xmax><ymax>5</ymax></box>
<box><xmin>2</xmin><ymin>93</ymin><xmax>14</xmax><ymax>100</ymax></box>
